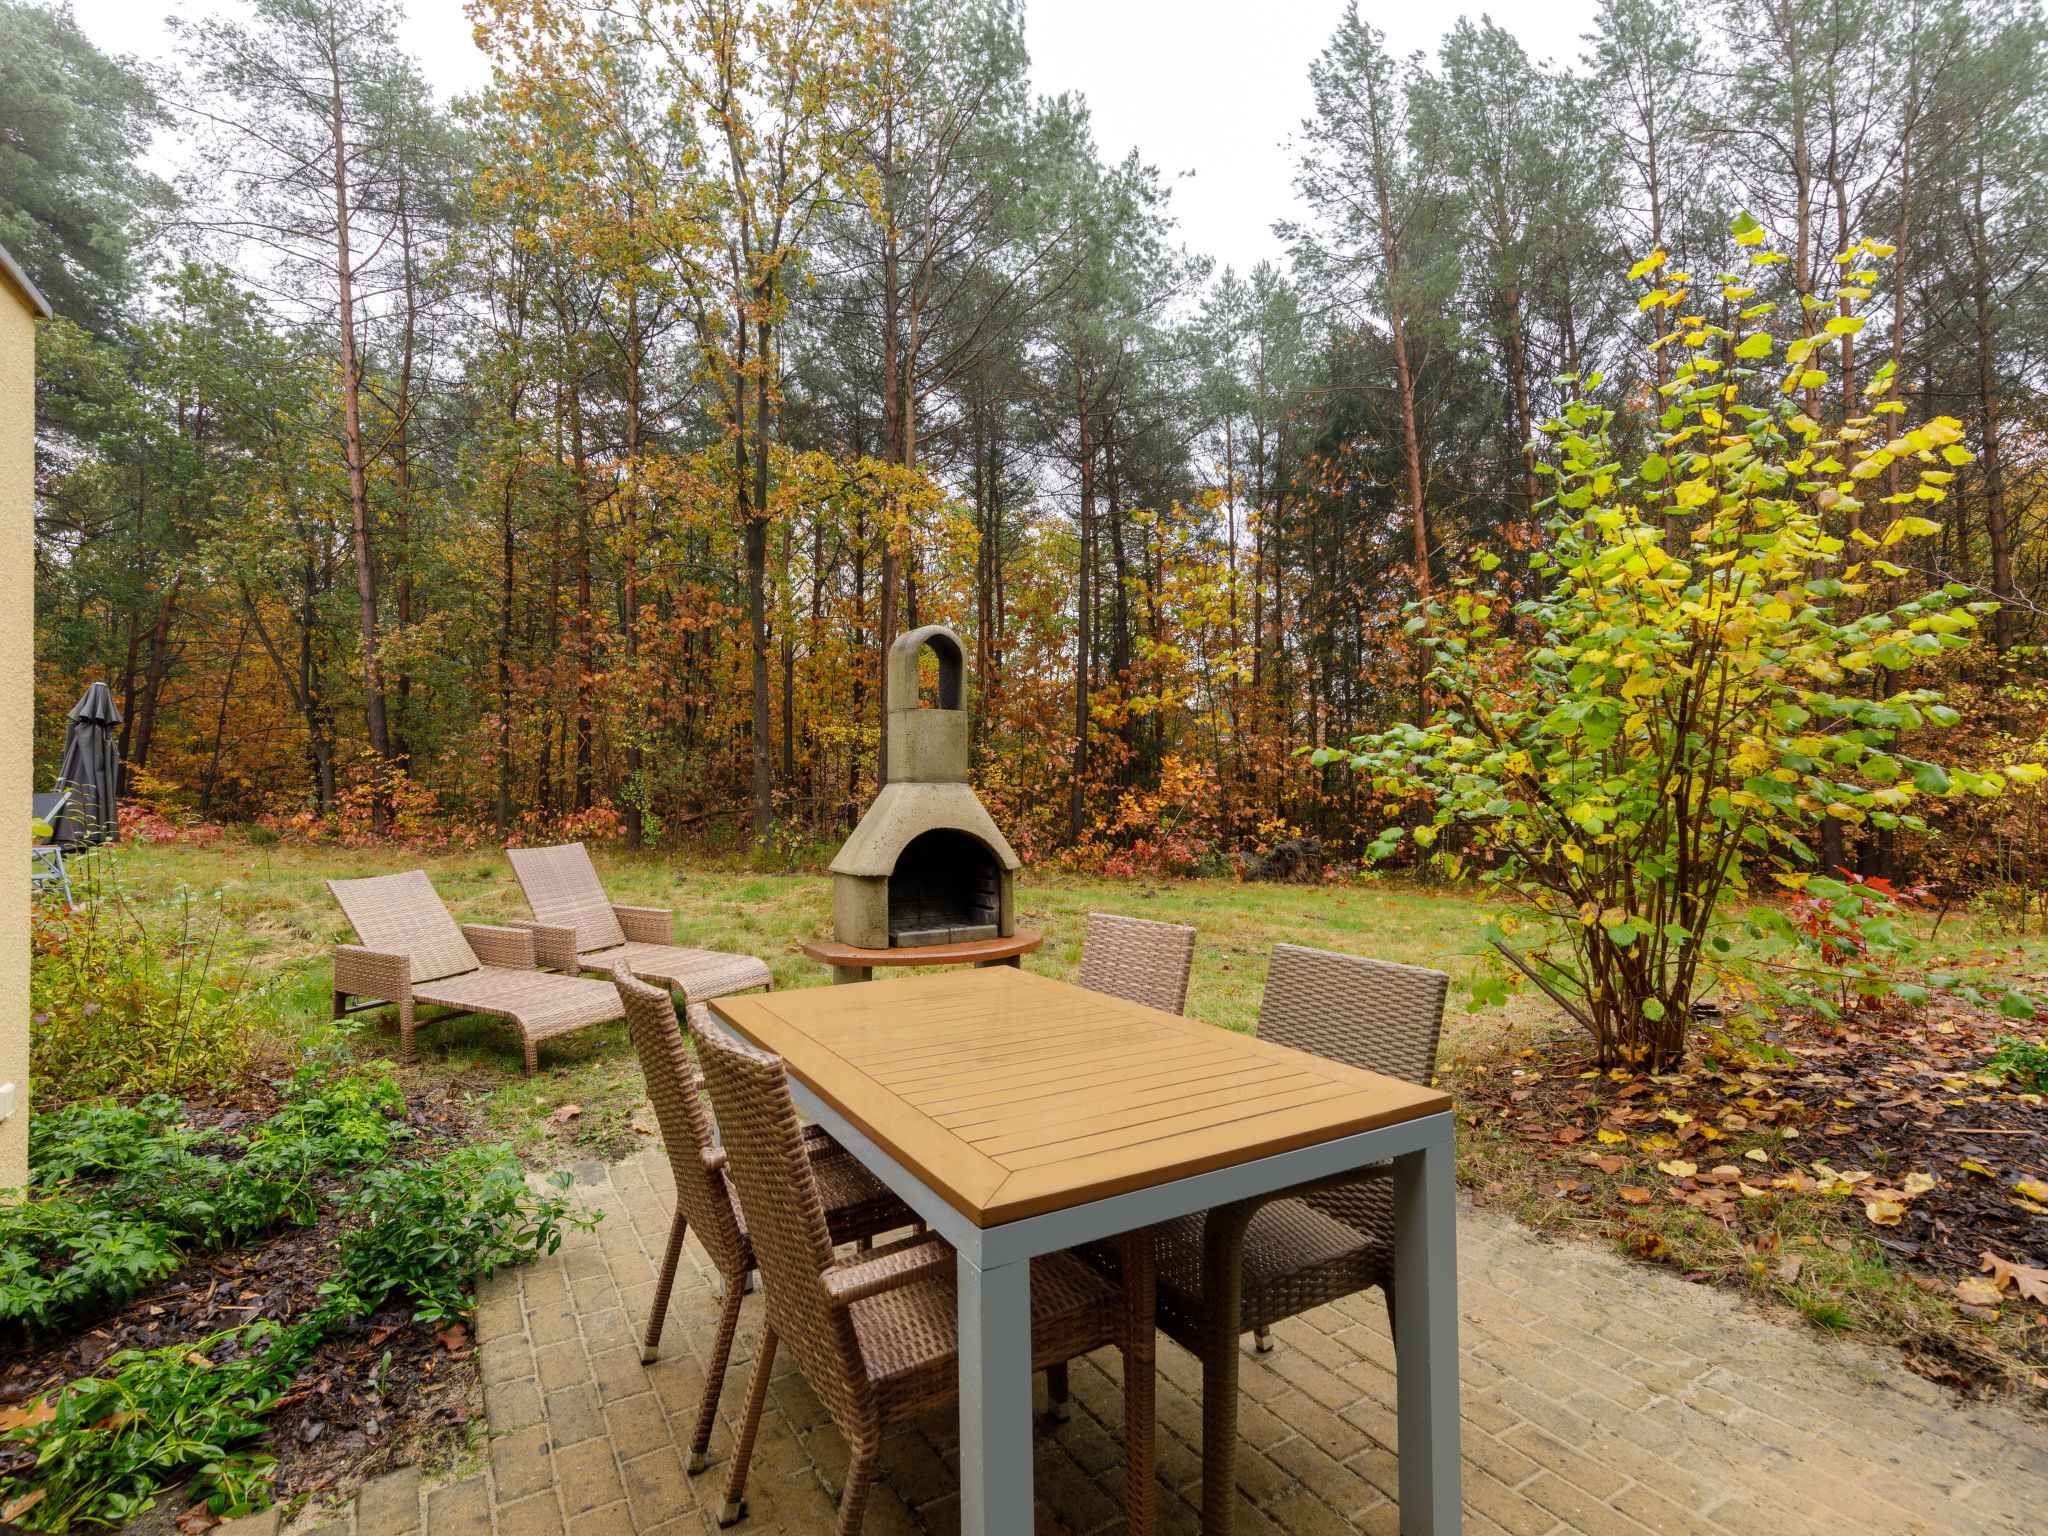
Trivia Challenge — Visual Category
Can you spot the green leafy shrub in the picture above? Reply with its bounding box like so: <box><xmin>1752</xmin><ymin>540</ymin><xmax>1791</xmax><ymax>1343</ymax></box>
<box><xmin>31</xmin><ymin>871</ymin><xmax>251</xmax><ymax>1100</ymax></box>
<box><xmin>0</xmin><ymin>1199</ymin><xmax>182</xmax><ymax>1334</ymax></box>
<box><xmin>1983</xmin><ymin>1035</ymin><xmax>2048</xmax><ymax>1091</ymax></box>
<box><xmin>0</xmin><ymin>1323</ymin><xmax>305</xmax><ymax>1532</ymax></box>
<box><xmin>1319</xmin><ymin>215</ymin><xmax>2032</xmax><ymax>1068</ymax></box>
<box><xmin>315</xmin><ymin>1151</ymin><xmax>587</xmax><ymax>1330</ymax></box>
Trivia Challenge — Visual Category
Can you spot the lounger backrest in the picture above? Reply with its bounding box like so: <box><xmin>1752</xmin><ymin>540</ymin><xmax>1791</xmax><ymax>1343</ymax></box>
<box><xmin>506</xmin><ymin>842</ymin><xmax>627</xmax><ymax>953</ymax></box>
<box><xmin>328</xmin><ymin>871</ymin><xmax>481</xmax><ymax>983</ymax></box>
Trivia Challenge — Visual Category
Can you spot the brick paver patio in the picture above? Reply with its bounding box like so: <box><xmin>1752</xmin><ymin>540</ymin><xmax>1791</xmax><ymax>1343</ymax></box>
<box><xmin>260</xmin><ymin>1149</ymin><xmax>2048</xmax><ymax>1536</ymax></box>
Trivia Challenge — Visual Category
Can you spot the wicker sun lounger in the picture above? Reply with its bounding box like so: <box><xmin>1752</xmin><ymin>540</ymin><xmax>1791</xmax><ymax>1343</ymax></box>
<box><xmin>328</xmin><ymin>870</ymin><xmax>626</xmax><ymax>1073</ymax></box>
<box><xmin>507</xmin><ymin>842</ymin><xmax>772</xmax><ymax>1003</ymax></box>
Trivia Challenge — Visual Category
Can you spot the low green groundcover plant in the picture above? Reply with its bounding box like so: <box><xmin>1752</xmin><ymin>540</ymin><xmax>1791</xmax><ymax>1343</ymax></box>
<box><xmin>0</xmin><ymin>1064</ymin><xmax>591</xmax><ymax>1532</ymax></box>
<box><xmin>1983</xmin><ymin>1035</ymin><xmax>2048</xmax><ymax>1092</ymax></box>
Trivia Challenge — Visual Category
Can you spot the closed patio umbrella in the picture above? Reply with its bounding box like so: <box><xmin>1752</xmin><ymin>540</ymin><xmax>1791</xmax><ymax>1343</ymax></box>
<box><xmin>51</xmin><ymin>681</ymin><xmax>121</xmax><ymax>846</ymax></box>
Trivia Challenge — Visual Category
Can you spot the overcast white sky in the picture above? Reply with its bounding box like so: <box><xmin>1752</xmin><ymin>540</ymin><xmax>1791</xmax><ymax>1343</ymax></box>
<box><xmin>67</xmin><ymin>0</ymin><xmax>1602</xmax><ymax>278</ymax></box>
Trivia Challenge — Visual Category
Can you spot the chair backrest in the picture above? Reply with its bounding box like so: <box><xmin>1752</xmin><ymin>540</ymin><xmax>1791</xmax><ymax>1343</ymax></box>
<box><xmin>327</xmin><ymin>871</ymin><xmax>480</xmax><ymax>983</ymax></box>
<box><xmin>506</xmin><ymin>842</ymin><xmax>627</xmax><ymax>953</ymax></box>
<box><xmin>694</xmin><ymin>1018</ymin><xmax>871</xmax><ymax>1427</ymax></box>
<box><xmin>1256</xmin><ymin>943</ymin><xmax>1447</xmax><ymax>1086</ymax></box>
<box><xmin>1076</xmin><ymin>912</ymin><xmax>1198</xmax><ymax>1015</ymax></box>
<box><xmin>612</xmin><ymin>968</ymin><xmax>745</xmax><ymax>1274</ymax></box>
<box><xmin>31</xmin><ymin>791</ymin><xmax>67</xmax><ymax>843</ymax></box>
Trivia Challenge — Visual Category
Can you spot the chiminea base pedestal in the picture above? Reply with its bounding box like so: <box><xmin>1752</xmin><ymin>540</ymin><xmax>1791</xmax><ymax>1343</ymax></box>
<box><xmin>799</xmin><ymin>929</ymin><xmax>1044</xmax><ymax>985</ymax></box>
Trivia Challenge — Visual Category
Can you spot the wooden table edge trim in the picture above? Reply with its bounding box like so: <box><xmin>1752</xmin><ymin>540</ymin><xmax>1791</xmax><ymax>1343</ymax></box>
<box><xmin>799</xmin><ymin>928</ymin><xmax>1044</xmax><ymax>968</ymax></box>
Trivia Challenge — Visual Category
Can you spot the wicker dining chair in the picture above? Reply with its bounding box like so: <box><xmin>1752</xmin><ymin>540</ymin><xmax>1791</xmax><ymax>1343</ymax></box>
<box><xmin>694</xmin><ymin>1017</ymin><xmax>1157</xmax><ymax>1536</ymax></box>
<box><xmin>612</xmin><ymin>969</ymin><xmax>913</xmax><ymax>1473</ymax></box>
<box><xmin>328</xmin><ymin>871</ymin><xmax>626</xmax><ymax>1072</ymax></box>
<box><xmin>1076</xmin><ymin>912</ymin><xmax>1198</xmax><ymax>1015</ymax></box>
<box><xmin>1154</xmin><ymin>943</ymin><xmax>1447</xmax><ymax>1536</ymax></box>
<box><xmin>508</xmin><ymin>842</ymin><xmax>772</xmax><ymax>1003</ymax></box>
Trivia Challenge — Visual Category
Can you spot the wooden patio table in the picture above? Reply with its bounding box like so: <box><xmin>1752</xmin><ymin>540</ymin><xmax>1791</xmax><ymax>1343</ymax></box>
<box><xmin>709</xmin><ymin>965</ymin><xmax>1460</xmax><ymax>1536</ymax></box>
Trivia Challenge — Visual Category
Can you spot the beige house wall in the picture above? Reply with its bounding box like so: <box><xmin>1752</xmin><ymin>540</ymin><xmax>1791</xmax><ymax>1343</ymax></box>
<box><xmin>0</xmin><ymin>249</ymin><xmax>46</xmax><ymax>1193</ymax></box>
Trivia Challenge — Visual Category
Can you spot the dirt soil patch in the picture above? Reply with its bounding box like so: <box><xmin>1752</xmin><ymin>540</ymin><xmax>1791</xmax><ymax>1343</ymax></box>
<box><xmin>1454</xmin><ymin>1002</ymin><xmax>2048</xmax><ymax>1399</ymax></box>
<box><xmin>0</xmin><ymin>1079</ymin><xmax>486</xmax><ymax>1532</ymax></box>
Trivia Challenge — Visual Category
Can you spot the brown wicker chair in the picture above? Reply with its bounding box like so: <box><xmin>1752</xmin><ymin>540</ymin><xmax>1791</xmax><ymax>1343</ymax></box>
<box><xmin>694</xmin><ymin>1017</ymin><xmax>1156</xmax><ymax>1536</ymax></box>
<box><xmin>507</xmin><ymin>842</ymin><xmax>772</xmax><ymax>1003</ymax></box>
<box><xmin>327</xmin><ymin>870</ymin><xmax>625</xmax><ymax>1073</ymax></box>
<box><xmin>612</xmin><ymin>969</ymin><xmax>914</xmax><ymax>1473</ymax></box>
<box><xmin>1155</xmin><ymin>943</ymin><xmax>1446</xmax><ymax>1536</ymax></box>
<box><xmin>1076</xmin><ymin>912</ymin><xmax>1198</xmax><ymax>1015</ymax></box>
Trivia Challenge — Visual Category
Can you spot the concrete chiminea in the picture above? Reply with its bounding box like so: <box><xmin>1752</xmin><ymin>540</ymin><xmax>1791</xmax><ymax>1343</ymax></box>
<box><xmin>828</xmin><ymin>624</ymin><xmax>1021</xmax><ymax>951</ymax></box>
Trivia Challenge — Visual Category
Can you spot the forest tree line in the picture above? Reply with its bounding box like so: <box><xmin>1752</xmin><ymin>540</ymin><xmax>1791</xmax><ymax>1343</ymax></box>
<box><xmin>16</xmin><ymin>0</ymin><xmax>2048</xmax><ymax>876</ymax></box>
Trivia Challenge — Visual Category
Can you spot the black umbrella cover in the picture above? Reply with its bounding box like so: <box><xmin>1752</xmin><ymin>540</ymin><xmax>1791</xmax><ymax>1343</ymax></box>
<box><xmin>51</xmin><ymin>680</ymin><xmax>122</xmax><ymax>845</ymax></box>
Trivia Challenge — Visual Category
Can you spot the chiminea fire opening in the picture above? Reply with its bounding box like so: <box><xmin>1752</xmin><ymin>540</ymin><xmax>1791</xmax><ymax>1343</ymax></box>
<box><xmin>888</xmin><ymin>828</ymin><xmax>1001</xmax><ymax>947</ymax></box>
<box><xmin>824</xmin><ymin>624</ymin><xmax>1023</xmax><ymax>973</ymax></box>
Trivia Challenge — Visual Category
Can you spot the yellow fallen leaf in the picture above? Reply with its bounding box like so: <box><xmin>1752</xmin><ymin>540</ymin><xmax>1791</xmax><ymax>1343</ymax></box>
<box><xmin>1981</xmin><ymin>1251</ymin><xmax>2048</xmax><ymax>1304</ymax></box>
<box><xmin>2018</xmin><ymin>1198</ymin><xmax>2048</xmax><ymax>1216</ymax></box>
<box><xmin>1657</xmin><ymin>1160</ymin><xmax>1698</xmax><ymax>1178</ymax></box>
<box><xmin>2017</xmin><ymin>1179</ymin><xmax>2048</xmax><ymax>1203</ymax></box>
<box><xmin>1825</xmin><ymin>1123</ymin><xmax>1856</xmax><ymax>1135</ymax></box>
<box><xmin>1864</xmin><ymin>1199</ymin><xmax>1906</xmax><ymax>1226</ymax></box>
<box><xmin>1955</xmin><ymin>1277</ymin><xmax>2004</xmax><ymax>1307</ymax></box>
<box><xmin>1596</xmin><ymin>1130</ymin><xmax>1629</xmax><ymax>1144</ymax></box>
<box><xmin>1745</xmin><ymin>1149</ymin><xmax>1769</xmax><ymax>1163</ymax></box>
<box><xmin>1659</xmin><ymin>1109</ymin><xmax>1694</xmax><ymax>1127</ymax></box>
<box><xmin>1619</xmin><ymin>1187</ymin><xmax>1653</xmax><ymax>1204</ymax></box>
<box><xmin>1902</xmin><ymin>1172</ymin><xmax>1936</xmax><ymax>1196</ymax></box>
<box><xmin>1960</xmin><ymin>1160</ymin><xmax>1996</xmax><ymax>1178</ymax></box>
<box><xmin>1738</xmin><ymin>1182</ymin><xmax>1769</xmax><ymax>1198</ymax></box>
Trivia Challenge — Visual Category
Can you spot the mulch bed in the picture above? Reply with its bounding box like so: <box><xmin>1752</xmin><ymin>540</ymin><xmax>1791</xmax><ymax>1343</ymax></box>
<box><xmin>1455</xmin><ymin>1000</ymin><xmax>2048</xmax><ymax>1393</ymax></box>
<box><xmin>0</xmin><ymin>1080</ymin><xmax>487</xmax><ymax>1532</ymax></box>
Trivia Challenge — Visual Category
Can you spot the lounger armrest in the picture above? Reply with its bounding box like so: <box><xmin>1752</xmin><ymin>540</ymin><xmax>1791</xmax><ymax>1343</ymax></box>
<box><xmin>823</xmin><ymin>1238</ymin><xmax>954</xmax><ymax>1308</ymax></box>
<box><xmin>612</xmin><ymin>905</ymin><xmax>674</xmax><ymax>945</ymax></box>
<box><xmin>700</xmin><ymin>1145</ymin><xmax>728</xmax><ymax>1174</ymax></box>
<box><xmin>462</xmin><ymin>924</ymin><xmax>537</xmax><ymax>970</ymax></box>
<box><xmin>334</xmin><ymin>945</ymin><xmax>411</xmax><ymax>1004</ymax></box>
<box><xmin>508</xmin><ymin>919</ymin><xmax>581</xmax><ymax>972</ymax></box>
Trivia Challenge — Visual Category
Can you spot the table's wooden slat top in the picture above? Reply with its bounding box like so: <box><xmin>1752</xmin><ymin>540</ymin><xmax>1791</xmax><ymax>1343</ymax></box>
<box><xmin>708</xmin><ymin>966</ymin><xmax>1451</xmax><ymax>1227</ymax></box>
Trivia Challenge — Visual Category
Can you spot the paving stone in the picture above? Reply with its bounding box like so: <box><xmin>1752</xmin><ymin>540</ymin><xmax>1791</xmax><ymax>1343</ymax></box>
<box><xmin>215</xmin><ymin>1508</ymin><xmax>281</xmax><ymax>1536</ymax></box>
<box><xmin>409</xmin><ymin>1155</ymin><xmax>2048</xmax><ymax>1536</ymax></box>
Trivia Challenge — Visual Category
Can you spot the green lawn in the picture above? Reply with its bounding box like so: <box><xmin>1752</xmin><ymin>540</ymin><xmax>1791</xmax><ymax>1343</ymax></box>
<box><xmin>54</xmin><ymin>835</ymin><xmax>2048</xmax><ymax>1166</ymax></box>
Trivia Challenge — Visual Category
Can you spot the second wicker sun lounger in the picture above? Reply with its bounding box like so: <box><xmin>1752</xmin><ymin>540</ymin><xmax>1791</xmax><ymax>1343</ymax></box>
<box><xmin>508</xmin><ymin>842</ymin><xmax>772</xmax><ymax>1004</ymax></box>
<box><xmin>328</xmin><ymin>870</ymin><xmax>626</xmax><ymax>1073</ymax></box>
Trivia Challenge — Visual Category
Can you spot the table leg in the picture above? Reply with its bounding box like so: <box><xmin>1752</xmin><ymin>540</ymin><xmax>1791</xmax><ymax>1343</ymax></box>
<box><xmin>958</xmin><ymin>1251</ymin><xmax>1034</xmax><ymax>1536</ymax></box>
<box><xmin>831</xmin><ymin>964</ymin><xmax>872</xmax><ymax>985</ymax></box>
<box><xmin>1392</xmin><ymin>1136</ymin><xmax>1460</xmax><ymax>1535</ymax></box>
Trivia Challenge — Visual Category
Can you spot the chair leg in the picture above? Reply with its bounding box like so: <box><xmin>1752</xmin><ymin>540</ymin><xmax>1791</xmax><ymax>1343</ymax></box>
<box><xmin>1383</xmin><ymin>1278</ymin><xmax>1397</xmax><ymax>1343</ymax></box>
<box><xmin>691</xmin><ymin>1271</ymin><xmax>748</xmax><ymax>1474</ymax></box>
<box><xmin>399</xmin><ymin>1000</ymin><xmax>416</xmax><ymax>1062</ymax></box>
<box><xmin>833</xmin><ymin>1437</ymin><xmax>879</xmax><ymax>1536</ymax></box>
<box><xmin>718</xmin><ymin>1321</ymin><xmax>777</xmax><ymax>1525</ymax></box>
<box><xmin>524</xmin><ymin>1034</ymin><xmax>538</xmax><ymax>1076</ymax></box>
<box><xmin>1122</xmin><ymin>1227</ymin><xmax>1157</xmax><ymax>1536</ymax></box>
<box><xmin>1253</xmin><ymin>1326</ymin><xmax>1273</xmax><ymax>1353</ymax></box>
<box><xmin>642</xmin><ymin>1213</ymin><xmax>689</xmax><ymax>1364</ymax></box>
<box><xmin>332</xmin><ymin>990</ymin><xmax>348</xmax><ymax>1022</ymax></box>
<box><xmin>1045</xmin><ymin>1362</ymin><xmax>1071</xmax><ymax>1422</ymax></box>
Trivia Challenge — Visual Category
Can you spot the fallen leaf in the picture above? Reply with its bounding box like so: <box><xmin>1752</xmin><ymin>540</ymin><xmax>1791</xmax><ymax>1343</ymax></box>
<box><xmin>1738</xmin><ymin>1182</ymin><xmax>1769</xmax><ymax>1198</ymax></box>
<box><xmin>1826</xmin><ymin>1236</ymin><xmax>1852</xmax><ymax>1253</ymax></box>
<box><xmin>544</xmin><ymin>1104</ymin><xmax>584</xmax><ymax>1128</ymax></box>
<box><xmin>1618</xmin><ymin>1188</ymin><xmax>1653</xmax><ymax>1204</ymax></box>
<box><xmin>1775</xmin><ymin>1255</ymin><xmax>1803</xmax><ymax>1284</ymax></box>
<box><xmin>175</xmin><ymin>1502</ymin><xmax>222</xmax><ymax>1534</ymax></box>
<box><xmin>1902</xmin><ymin>1172</ymin><xmax>1936</xmax><ymax>1196</ymax></box>
<box><xmin>1955</xmin><ymin>1277</ymin><xmax>2004</xmax><ymax>1307</ymax></box>
<box><xmin>0</xmin><ymin>1399</ymin><xmax>55</xmax><ymax>1433</ymax></box>
<box><xmin>1960</xmin><ymin>1159</ymin><xmax>1996</xmax><ymax>1178</ymax></box>
<box><xmin>1657</xmin><ymin>1160</ymin><xmax>1698</xmax><ymax>1178</ymax></box>
<box><xmin>1981</xmin><ymin>1252</ymin><xmax>2048</xmax><ymax>1305</ymax></box>
<box><xmin>2018</xmin><ymin>1198</ymin><xmax>2048</xmax><ymax>1216</ymax></box>
<box><xmin>2016</xmin><ymin>1179</ymin><xmax>2048</xmax><ymax>1203</ymax></box>
<box><xmin>368</xmin><ymin>1324</ymin><xmax>402</xmax><ymax>1347</ymax></box>
<box><xmin>1596</xmin><ymin>1129</ymin><xmax>1628</xmax><ymax>1145</ymax></box>
<box><xmin>1637</xmin><ymin>1231</ymin><xmax>1667</xmax><ymax>1259</ymax></box>
<box><xmin>436</xmin><ymin>1323</ymin><xmax>470</xmax><ymax>1353</ymax></box>
<box><xmin>1744</xmin><ymin>1148</ymin><xmax>1769</xmax><ymax>1163</ymax></box>
<box><xmin>1554</xmin><ymin>1127</ymin><xmax>1587</xmax><ymax>1144</ymax></box>
<box><xmin>4</xmin><ymin>1490</ymin><xmax>48</xmax><ymax>1523</ymax></box>
<box><xmin>1710</xmin><ymin>1165</ymin><xmax>1743</xmax><ymax>1184</ymax></box>
<box><xmin>92</xmin><ymin>1410</ymin><xmax>135</xmax><ymax>1431</ymax></box>
<box><xmin>1864</xmin><ymin>1199</ymin><xmax>1906</xmax><ymax>1226</ymax></box>
<box><xmin>1579</xmin><ymin>1153</ymin><xmax>1629</xmax><ymax>1174</ymax></box>
<box><xmin>185</xmin><ymin>1352</ymin><xmax>213</xmax><ymax>1369</ymax></box>
<box><xmin>1659</xmin><ymin>1109</ymin><xmax>1693</xmax><ymax>1127</ymax></box>
<box><xmin>1825</xmin><ymin>1122</ymin><xmax>1856</xmax><ymax>1135</ymax></box>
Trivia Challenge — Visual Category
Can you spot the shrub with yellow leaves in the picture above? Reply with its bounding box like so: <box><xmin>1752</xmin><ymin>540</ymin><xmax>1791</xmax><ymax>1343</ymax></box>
<box><xmin>1319</xmin><ymin>209</ymin><xmax>2036</xmax><ymax>1070</ymax></box>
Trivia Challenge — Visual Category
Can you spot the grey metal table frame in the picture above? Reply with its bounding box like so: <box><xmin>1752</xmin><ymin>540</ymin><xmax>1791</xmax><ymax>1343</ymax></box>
<box><xmin>775</xmin><ymin>1075</ymin><xmax>1461</xmax><ymax>1536</ymax></box>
